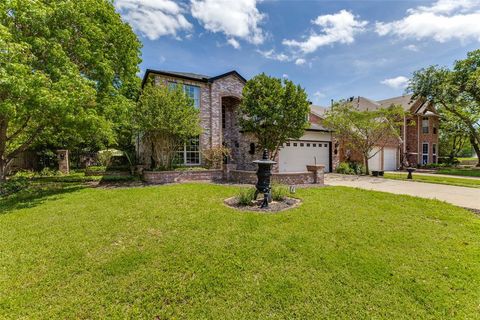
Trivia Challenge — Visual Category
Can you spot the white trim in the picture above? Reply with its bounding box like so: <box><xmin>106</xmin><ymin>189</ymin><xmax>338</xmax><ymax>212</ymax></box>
<box><xmin>422</xmin><ymin>142</ymin><xmax>429</xmax><ymax>165</ymax></box>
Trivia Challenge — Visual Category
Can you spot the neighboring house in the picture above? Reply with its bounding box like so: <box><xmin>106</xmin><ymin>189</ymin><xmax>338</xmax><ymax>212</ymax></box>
<box><xmin>137</xmin><ymin>69</ymin><xmax>336</xmax><ymax>172</ymax></box>
<box><xmin>341</xmin><ymin>95</ymin><xmax>440</xmax><ymax>170</ymax></box>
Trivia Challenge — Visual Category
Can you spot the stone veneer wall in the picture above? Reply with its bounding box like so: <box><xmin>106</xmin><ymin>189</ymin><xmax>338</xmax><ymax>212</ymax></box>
<box><xmin>143</xmin><ymin>170</ymin><xmax>224</xmax><ymax>184</ymax></box>
<box><xmin>142</xmin><ymin>168</ymin><xmax>324</xmax><ymax>185</ymax></box>
<box><xmin>228</xmin><ymin>170</ymin><xmax>322</xmax><ymax>185</ymax></box>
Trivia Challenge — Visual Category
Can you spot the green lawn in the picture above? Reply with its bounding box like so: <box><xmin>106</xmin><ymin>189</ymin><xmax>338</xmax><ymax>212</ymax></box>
<box><xmin>1</xmin><ymin>183</ymin><xmax>479</xmax><ymax>319</ymax></box>
<box><xmin>437</xmin><ymin>168</ymin><xmax>480</xmax><ymax>178</ymax></box>
<box><xmin>384</xmin><ymin>173</ymin><xmax>480</xmax><ymax>188</ymax></box>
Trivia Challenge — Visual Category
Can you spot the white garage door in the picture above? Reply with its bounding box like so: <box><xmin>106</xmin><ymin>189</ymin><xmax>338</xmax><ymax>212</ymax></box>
<box><xmin>383</xmin><ymin>147</ymin><xmax>398</xmax><ymax>171</ymax></box>
<box><xmin>368</xmin><ymin>147</ymin><xmax>382</xmax><ymax>172</ymax></box>
<box><xmin>279</xmin><ymin>141</ymin><xmax>330</xmax><ymax>173</ymax></box>
<box><xmin>368</xmin><ymin>147</ymin><xmax>398</xmax><ymax>171</ymax></box>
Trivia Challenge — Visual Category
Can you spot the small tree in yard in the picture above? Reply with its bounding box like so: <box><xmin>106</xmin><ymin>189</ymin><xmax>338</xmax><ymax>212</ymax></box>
<box><xmin>238</xmin><ymin>73</ymin><xmax>310</xmax><ymax>160</ymax></box>
<box><xmin>324</xmin><ymin>102</ymin><xmax>405</xmax><ymax>175</ymax></box>
<box><xmin>134</xmin><ymin>83</ymin><xmax>201</xmax><ymax>170</ymax></box>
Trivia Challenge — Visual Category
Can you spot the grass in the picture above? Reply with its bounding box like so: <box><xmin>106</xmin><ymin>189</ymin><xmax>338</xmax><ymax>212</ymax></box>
<box><xmin>384</xmin><ymin>172</ymin><xmax>480</xmax><ymax>188</ymax></box>
<box><xmin>1</xmin><ymin>183</ymin><xmax>479</xmax><ymax>319</ymax></box>
<box><xmin>436</xmin><ymin>167</ymin><xmax>480</xmax><ymax>178</ymax></box>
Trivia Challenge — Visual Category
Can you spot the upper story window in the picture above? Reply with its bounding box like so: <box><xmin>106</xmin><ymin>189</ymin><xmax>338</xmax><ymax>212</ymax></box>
<box><xmin>433</xmin><ymin>124</ymin><xmax>437</xmax><ymax>134</ymax></box>
<box><xmin>168</xmin><ymin>82</ymin><xmax>200</xmax><ymax>108</ymax></box>
<box><xmin>422</xmin><ymin>117</ymin><xmax>429</xmax><ymax>134</ymax></box>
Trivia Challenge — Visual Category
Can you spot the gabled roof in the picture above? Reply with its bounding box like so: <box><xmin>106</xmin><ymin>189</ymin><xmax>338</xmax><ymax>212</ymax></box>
<box><xmin>310</xmin><ymin>105</ymin><xmax>328</xmax><ymax>118</ymax></box>
<box><xmin>378</xmin><ymin>94</ymin><xmax>415</xmax><ymax>111</ymax></box>
<box><xmin>350</xmin><ymin>96</ymin><xmax>381</xmax><ymax>111</ymax></box>
<box><xmin>141</xmin><ymin>69</ymin><xmax>246</xmax><ymax>87</ymax></box>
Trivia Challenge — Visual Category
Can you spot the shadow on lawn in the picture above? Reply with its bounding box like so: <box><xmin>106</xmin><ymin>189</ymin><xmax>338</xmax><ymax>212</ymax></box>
<box><xmin>0</xmin><ymin>182</ymin><xmax>88</xmax><ymax>214</ymax></box>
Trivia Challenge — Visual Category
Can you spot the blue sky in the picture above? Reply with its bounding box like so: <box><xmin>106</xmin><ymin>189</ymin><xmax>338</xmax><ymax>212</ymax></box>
<box><xmin>115</xmin><ymin>0</ymin><xmax>480</xmax><ymax>106</ymax></box>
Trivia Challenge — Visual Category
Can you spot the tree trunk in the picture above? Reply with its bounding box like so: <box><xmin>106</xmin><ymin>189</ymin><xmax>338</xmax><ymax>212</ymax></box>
<box><xmin>0</xmin><ymin>118</ymin><xmax>7</xmax><ymax>181</ymax></box>
<box><xmin>364</xmin><ymin>155</ymin><xmax>369</xmax><ymax>176</ymax></box>
<box><xmin>0</xmin><ymin>158</ymin><xmax>6</xmax><ymax>181</ymax></box>
<box><xmin>469</xmin><ymin>135</ymin><xmax>480</xmax><ymax>167</ymax></box>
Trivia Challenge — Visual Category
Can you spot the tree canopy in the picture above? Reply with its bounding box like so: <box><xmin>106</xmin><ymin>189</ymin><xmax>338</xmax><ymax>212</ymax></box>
<box><xmin>409</xmin><ymin>49</ymin><xmax>480</xmax><ymax>166</ymax></box>
<box><xmin>238</xmin><ymin>73</ymin><xmax>310</xmax><ymax>160</ymax></box>
<box><xmin>134</xmin><ymin>83</ymin><xmax>202</xmax><ymax>170</ymax></box>
<box><xmin>0</xmin><ymin>0</ymin><xmax>142</xmax><ymax>179</ymax></box>
<box><xmin>324</xmin><ymin>102</ymin><xmax>405</xmax><ymax>174</ymax></box>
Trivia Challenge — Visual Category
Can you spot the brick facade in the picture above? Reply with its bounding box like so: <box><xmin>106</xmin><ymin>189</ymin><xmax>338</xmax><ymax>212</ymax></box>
<box><xmin>137</xmin><ymin>70</ymin><xmax>340</xmax><ymax>174</ymax></box>
<box><xmin>337</xmin><ymin>96</ymin><xmax>439</xmax><ymax>168</ymax></box>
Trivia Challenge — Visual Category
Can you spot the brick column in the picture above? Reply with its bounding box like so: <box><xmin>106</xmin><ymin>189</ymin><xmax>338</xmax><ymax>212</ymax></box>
<box><xmin>56</xmin><ymin>150</ymin><xmax>69</xmax><ymax>174</ymax></box>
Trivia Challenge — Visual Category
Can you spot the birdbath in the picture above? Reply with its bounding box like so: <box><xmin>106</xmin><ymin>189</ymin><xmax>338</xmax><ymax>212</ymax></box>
<box><xmin>252</xmin><ymin>149</ymin><xmax>277</xmax><ymax>208</ymax></box>
<box><xmin>407</xmin><ymin>167</ymin><xmax>416</xmax><ymax>179</ymax></box>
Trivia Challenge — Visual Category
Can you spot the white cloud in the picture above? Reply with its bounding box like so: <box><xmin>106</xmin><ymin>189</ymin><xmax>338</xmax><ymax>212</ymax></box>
<box><xmin>283</xmin><ymin>10</ymin><xmax>368</xmax><ymax>54</ymax></box>
<box><xmin>256</xmin><ymin>49</ymin><xmax>290</xmax><ymax>62</ymax></box>
<box><xmin>314</xmin><ymin>91</ymin><xmax>326</xmax><ymax>99</ymax></box>
<box><xmin>404</xmin><ymin>44</ymin><xmax>419</xmax><ymax>52</ymax></box>
<box><xmin>115</xmin><ymin>0</ymin><xmax>192</xmax><ymax>40</ymax></box>
<box><xmin>191</xmin><ymin>0</ymin><xmax>265</xmax><ymax>46</ymax></box>
<box><xmin>381</xmin><ymin>76</ymin><xmax>409</xmax><ymax>89</ymax></box>
<box><xmin>376</xmin><ymin>0</ymin><xmax>480</xmax><ymax>43</ymax></box>
<box><xmin>295</xmin><ymin>58</ymin><xmax>306</xmax><ymax>65</ymax></box>
<box><xmin>227</xmin><ymin>38</ymin><xmax>241</xmax><ymax>49</ymax></box>
<box><xmin>282</xmin><ymin>74</ymin><xmax>289</xmax><ymax>79</ymax></box>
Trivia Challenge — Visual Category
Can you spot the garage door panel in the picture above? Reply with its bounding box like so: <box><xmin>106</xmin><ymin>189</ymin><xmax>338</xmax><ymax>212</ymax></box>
<box><xmin>384</xmin><ymin>147</ymin><xmax>397</xmax><ymax>171</ymax></box>
<box><xmin>279</xmin><ymin>141</ymin><xmax>330</xmax><ymax>173</ymax></box>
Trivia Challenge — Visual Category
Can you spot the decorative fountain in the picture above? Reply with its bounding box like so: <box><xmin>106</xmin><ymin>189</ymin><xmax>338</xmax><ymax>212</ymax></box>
<box><xmin>253</xmin><ymin>149</ymin><xmax>276</xmax><ymax>208</ymax></box>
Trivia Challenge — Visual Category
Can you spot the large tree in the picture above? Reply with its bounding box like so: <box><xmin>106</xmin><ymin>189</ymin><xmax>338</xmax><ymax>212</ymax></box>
<box><xmin>134</xmin><ymin>83</ymin><xmax>202</xmax><ymax>170</ymax></box>
<box><xmin>409</xmin><ymin>49</ymin><xmax>480</xmax><ymax>166</ymax></box>
<box><xmin>0</xmin><ymin>0</ymin><xmax>141</xmax><ymax>179</ymax></box>
<box><xmin>238</xmin><ymin>73</ymin><xmax>310</xmax><ymax>160</ymax></box>
<box><xmin>324</xmin><ymin>102</ymin><xmax>405</xmax><ymax>175</ymax></box>
<box><xmin>438</xmin><ymin>112</ymin><xmax>471</xmax><ymax>162</ymax></box>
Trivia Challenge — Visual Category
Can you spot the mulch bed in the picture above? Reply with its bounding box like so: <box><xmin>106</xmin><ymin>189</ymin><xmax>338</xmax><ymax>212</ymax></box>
<box><xmin>224</xmin><ymin>196</ymin><xmax>301</xmax><ymax>213</ymax></box>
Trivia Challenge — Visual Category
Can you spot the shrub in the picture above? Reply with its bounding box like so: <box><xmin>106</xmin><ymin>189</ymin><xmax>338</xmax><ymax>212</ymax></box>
<box><xmin>237</xmin><ymin>188</ymin><xmax>257</xmax><ymax>206</ymax></box>
<box><xmin>97</xmin><ymin>150</ymin><xmax>114</xmax><ymax>167</ymax></box>
<box><xmin>38</xmin><ymin>167</ymin><xmax>61</xmax><ymax>177</ymax></box>
<box><xmin>336</xmin><ymin>162</ymin><xmax>355</xmax><ymax>174</ymax></box>
<box><xmin>86</xmin><ymin>165</ymin><xmax>107</xmax><ymax>172</ymax></box>
<box><xmin>0</xmin><ymin>177</ymin><xmax>30</xmax><ymax>197</ymax></box>
<box><xmin>13</xmin><ymin>170</ymin><xmax>35</xmax><ymax>179</ymax></box>
<box><xmin>202</xmin><ymin>146</ymin><xmax>231</xmax><ymax>169</ymax></box>
<box><xmin>271</xmin><ymin>184</ymin><xmax>289</xmax><ymax>201</ymax></box>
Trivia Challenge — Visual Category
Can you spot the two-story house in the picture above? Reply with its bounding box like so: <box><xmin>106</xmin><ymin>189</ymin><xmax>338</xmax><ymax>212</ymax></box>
<box><xmin>137</xmin><ymin>69</ymin><xmax>336</xmax><ymax>173</ymax></box>
<box><xmin>341</xmin><ymin>95</ymin><xmax>440</xmax><ymax>171</ymax></box>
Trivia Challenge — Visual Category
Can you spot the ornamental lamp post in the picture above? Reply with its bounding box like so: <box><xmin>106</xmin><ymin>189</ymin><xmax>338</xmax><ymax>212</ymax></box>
<box><xmin>253</xmin><ymin>149</ymin><xmax>276</xmax><ymax>208</ymax></box>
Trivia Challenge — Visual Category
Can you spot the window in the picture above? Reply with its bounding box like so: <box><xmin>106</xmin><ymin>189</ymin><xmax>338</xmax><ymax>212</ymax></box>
<box><xmin>422</xmin><ymin>117</ymin><xmax>429</xmax><ymax>134</ymax></box>
<box><xmin>184</xmin><ymin>84</ymin><xmax>200</xmax><ymax>108</ymax></box>
<box><xmin>313</xmin><ymin>143</ymin><xmax>316</xmax><ymax>147</ymax></box>
<box><xmin>222</xmin><ymin>106</ymin><xmax>226</xmax><ymax>129</ymax></box>
<box><xmin>306</xmin><ymin>143</ymin><xmax>310</xmax><ymax>147</ymax></box>
<box><xmin>286</xmin><ymin>142</ymin><xmax>290</xmax><ymax>147</ymax></box>
<box><xmin>324</xmin><ymin>144</ymin><xmax>328</xmax><ymax>147</ymax></box>
<box><xmin>422</xmin><ymin>142</ymin><xmax>429</xmax><ymax>165</ymax></box>
<box><xmin>432</xmin><ymin>143</ymin><xmax>437</xmax><ymax>163</ymax></box>
<box><xmin>300</xmin><ymin>143</ymin><xmax>304</xmax><ymax>147</ymax></box>
<box><xmin>175</xmin><ymin>137</ymin><xmax>200</xmax><ymax>165</ymax></box>
<box><xmin>293</xmin><ymin>143</ymin><xmax>297</xmax><ymax>147</ymax></box>
<box><xmin>168</xmin><ymin>82</ymin><xmax>200</xmax><ymax>108</ymax></box>
<box><xmin>433</xmin><ymin>125</ymin><xmax>437</xmax><ymax>134</ymax></box>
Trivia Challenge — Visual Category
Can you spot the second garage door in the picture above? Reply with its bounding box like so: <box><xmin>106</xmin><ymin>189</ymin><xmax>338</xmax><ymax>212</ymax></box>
<box><xmin>279</xmin><ymin>141</ymin><xmax>330</xmax><ymax>173</ymax></box>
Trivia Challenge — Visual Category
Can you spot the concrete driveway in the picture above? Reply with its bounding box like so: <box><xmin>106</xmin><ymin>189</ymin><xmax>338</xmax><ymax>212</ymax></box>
<box><xmin>325</xmin><ymin>173</ymin><xmax>480</xmax><ymax>210</ymax></box>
